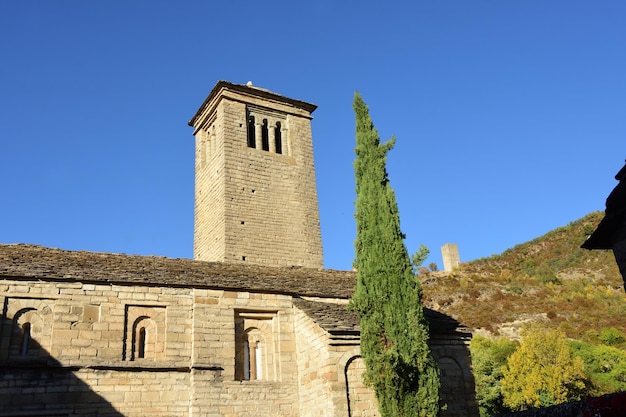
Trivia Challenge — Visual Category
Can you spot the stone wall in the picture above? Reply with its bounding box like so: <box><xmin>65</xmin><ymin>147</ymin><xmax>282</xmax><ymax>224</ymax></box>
<box><xmin>294</xmin><ymin>305</ymin><xmax>380</xmax><ymax>417</ymax></box>
<box><xmin>431</xmin><ymin>333</ymin><xmax>479</xmax><ymax>417</ymax></box>
<box><xmin>0</xmin><ymin>279</ymin><xmax>301</xmax><ymax>416</ymax></box>
<box><xmin>294</xmin><ymin>306</ymin><xmax>336</xmax><ymax>416</ymax></box>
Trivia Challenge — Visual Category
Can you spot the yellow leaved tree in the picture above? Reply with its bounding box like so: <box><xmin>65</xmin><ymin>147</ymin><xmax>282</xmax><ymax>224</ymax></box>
<box><xmin>501</xmin><ymin>324</ymin><xmax>588</xmax><ymax>410</ymax></box>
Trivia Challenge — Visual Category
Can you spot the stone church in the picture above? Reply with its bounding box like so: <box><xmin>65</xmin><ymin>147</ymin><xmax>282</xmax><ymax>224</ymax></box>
<box><xmin>0</xmin><ymin>81</ymin><xmax>477</xmax><ymax>417</ymax></box>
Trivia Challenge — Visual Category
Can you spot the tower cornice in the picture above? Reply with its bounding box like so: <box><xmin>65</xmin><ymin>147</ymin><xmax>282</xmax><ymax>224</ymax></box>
<box><xmin>188</xmin><ymin>81</ymin><xmax>317</xmax><ymax>130</ymax></box>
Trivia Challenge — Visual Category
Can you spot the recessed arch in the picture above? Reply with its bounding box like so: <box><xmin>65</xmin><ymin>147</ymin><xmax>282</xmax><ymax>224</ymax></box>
<box><xmin>6</xmin><ymin>302</ymin><xmax>52</xmax><ymax>358</ymax></box>
<box><xmin>131</xmin><ymin>316</ymin><xmax>157</xmax><ymax>361</ymax></box>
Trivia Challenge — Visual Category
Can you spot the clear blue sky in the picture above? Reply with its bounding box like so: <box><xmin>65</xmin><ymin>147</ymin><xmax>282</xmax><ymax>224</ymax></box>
<box><xmin>1</xmin><ymin>1</ymin><xmax>624</xmax><ymax>271</ymax></box>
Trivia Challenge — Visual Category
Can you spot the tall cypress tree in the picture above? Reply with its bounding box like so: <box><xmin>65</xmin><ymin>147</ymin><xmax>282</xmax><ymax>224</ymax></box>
<box><xmin>350</xmin><ymin>92</ymin><xmax>440</xmax><ymax>417</ymax></box>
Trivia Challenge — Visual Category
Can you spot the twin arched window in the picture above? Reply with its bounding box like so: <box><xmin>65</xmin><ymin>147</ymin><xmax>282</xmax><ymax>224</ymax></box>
<box><xmin>242</xmin><ymin>329</ymin><xmax>264</xmax><ymax>380</ymax></box>
<box><xmin>235</xmin><ymin>311</ymin><xmax>277</xmax><ymax>381</ymax></box>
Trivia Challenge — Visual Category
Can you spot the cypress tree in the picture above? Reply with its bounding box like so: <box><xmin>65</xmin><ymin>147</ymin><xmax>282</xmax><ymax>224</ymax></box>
<box><xmin>350</xmin><ymin>92</ymin><xmax>440</xmax><ymax>417</ymax></box>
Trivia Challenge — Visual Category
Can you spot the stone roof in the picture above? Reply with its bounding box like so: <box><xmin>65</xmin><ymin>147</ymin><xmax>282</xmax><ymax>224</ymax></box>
<box><xmin>293</xmin><ymin>298</ymin><xmax>360</xmax><ymax>334</ymax></box>
<box><xmin>0</xmin><ymin>244</ymin><xmax>355</xmax><ymax>299</ymax></box>
<box><xmin>0</xmin><ymin>244</ymin><xmax>469</xmax><ymax>335</ymax></box>
<box><xmin>292</xmin><ymin>298</ymin><xmax>466</xmax><ymax>337</ymax></box>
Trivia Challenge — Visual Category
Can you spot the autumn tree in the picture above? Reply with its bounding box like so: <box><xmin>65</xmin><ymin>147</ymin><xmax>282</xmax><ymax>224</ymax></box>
<box><xmin>350</xmin><ymin>92</ymin><xmax>440</xmax><ymax>417</ymax></box>
<box><xmin>501</xmin><ymin>325</ymin><xmax>588</xmax><ymax>410</ymax></box>
<box><xmin>470</xmin><ymin>335</ymin><xmax>518</xmax><ymax>417</ymax></box>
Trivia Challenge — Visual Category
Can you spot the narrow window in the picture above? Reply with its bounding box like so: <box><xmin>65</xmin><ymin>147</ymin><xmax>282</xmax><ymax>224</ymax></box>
<box><xmin>243</xmin><ymin>340</ymin><xmax>251</xmax><ymax>380</ymax></box>
<box><xmin>138</xmin><ymin>327</ymin><xmax>146</xmax><ymax>359</ymax></box>
<box><xmin>20</xmin><ymin>323</ymin><xmax>31</xmax><ymax>356</ymax></box>
<box><xmin>247</xmin><ymin>115</ymin><xmax>256</xmax><ymax>148</ymax></box>
<box><xmin>261</xmin><ymin>119</ymin><xmax>269</xmax><ymax>151</ymax></box>
<box><xmin>274</xmin><ymin>122</ymin><xmax>282</xmax><ymax>154</ymax></box>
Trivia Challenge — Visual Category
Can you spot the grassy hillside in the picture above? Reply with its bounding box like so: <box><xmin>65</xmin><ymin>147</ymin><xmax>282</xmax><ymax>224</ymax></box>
<box><xmin>420</xmin><ymin>211</ymin><xmax>626</xmax><ymax>341</ymax></box>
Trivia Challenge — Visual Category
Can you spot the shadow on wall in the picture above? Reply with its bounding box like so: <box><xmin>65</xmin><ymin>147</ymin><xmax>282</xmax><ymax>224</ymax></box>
<box><xmin>342</xmin><ymin>308</ymin><xmax>479</xmax><ymax>417</ymax></box>
<box><xmin>0</xmin><ymin>312</ymin><xmax>125</xmax><ymax>417</ymax></box>
<box><xmin>426</xmin><ymin>307</ymin><xmax>479</xmax><ymax>417</ymax></box>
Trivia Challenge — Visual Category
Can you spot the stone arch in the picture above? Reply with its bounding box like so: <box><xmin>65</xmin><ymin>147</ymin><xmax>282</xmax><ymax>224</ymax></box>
<box><xmin>2</xmin><ymin>298</ymin><xmax>54</xmax><ymax>359</ymax></box>
<box><xmin>131</xmin><ymin>316</ymin><xmax>157</xmax><ymax>361</ymax></box>
<box><xmin>430</xmin><ymin>346</ymin><xmax>477</xmax><ymax>417</ymax></box>
<box><xmin>337</xmin><ymin>349</ymin><xmax>379</xmax><ymax>417</ymax></box>
<box><xmin>438</xmin><ymin>356</ymin><xmax>466</xmax><ymax>412</ymax></box>
<box><xmin>123</xmin><ymin>305</ymin><xmax>166</xmax><ymax>361</ymax></box>
<box><xmin>12</xmin><ymin>307</ymin><xmax>40</xmax><ymax>357</ymax></box>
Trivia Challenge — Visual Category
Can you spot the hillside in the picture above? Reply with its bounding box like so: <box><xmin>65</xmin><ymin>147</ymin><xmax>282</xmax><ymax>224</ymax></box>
<box><xmin>420</xmin><ymin>211</ymin><xmax>626</xmax><ymax>340</ymax></box>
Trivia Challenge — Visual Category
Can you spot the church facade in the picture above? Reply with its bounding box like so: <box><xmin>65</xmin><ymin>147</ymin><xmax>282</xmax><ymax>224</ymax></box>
<box><xmin>0</xmin><ymin>81</ymin><xmax>477</xmax><ymax>417</ymax></box>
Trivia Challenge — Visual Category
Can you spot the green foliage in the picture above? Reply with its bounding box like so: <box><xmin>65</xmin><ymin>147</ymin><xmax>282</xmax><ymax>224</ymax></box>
<box><xmin>501</xmin><ymin>325</ymin><xmax>588</xmax><ymax>410</ymax></box>
<box><xmin>470</xmin><ymin>335</ymin><xmax>518</xmax><ymax>417</ymax></box>
<box><xmin>411</xmin><ymin>244</ymin><xmax>430</xmax><ymax>274</ymax></box>
<box><xmin>570</xmin><ymin>339</ymin><xmax>626</xmax><ymax>394</ymax></box>
<box><xmin>600</xmin><ymin>327</ymin><xmax>626</xmax><ymax>347</ymax></box>
<box><xmin>535</xmin><ymin>263</ymin><xmax>562</xmax><ymax>285</ymax></box>
<box><xmin>350</xmin><ymin>93</ymin><xmax>440</xmax><ymax>417</ymax></box>
<box><xmin>428</xmin><ymin>262</ymin><xmax>438</xmax><ymax>272</ymax></box>
<box><xmin>507</xmin><ymin>285</ymin><xmax>523</xmax><ymax>295</ymax></box>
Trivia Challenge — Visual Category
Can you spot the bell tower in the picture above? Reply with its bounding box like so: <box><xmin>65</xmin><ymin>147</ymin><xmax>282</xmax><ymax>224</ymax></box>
<box><xmin>188</xmin><ymin>81</ymin><xmax>324</xmax><ymax>268</ymax></box>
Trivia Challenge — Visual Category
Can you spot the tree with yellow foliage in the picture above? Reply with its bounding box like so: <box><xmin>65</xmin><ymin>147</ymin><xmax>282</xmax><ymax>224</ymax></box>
<box><xmin>501</xmin><ymin>325</ymin><xmax>588</xmax><ymax>410</ymax></box>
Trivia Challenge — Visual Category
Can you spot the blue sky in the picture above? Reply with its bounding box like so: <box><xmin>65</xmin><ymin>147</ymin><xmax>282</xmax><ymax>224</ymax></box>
<box><xmin>1</xmin><ymin>1</ymin><xmax>624</xmax><ymax>271</ymax></box>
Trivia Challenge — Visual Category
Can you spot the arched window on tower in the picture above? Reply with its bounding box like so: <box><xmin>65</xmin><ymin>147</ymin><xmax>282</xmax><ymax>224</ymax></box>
<box><xmin>247</xmin><ymin>115</ymin><xmax>256</xmax><ymax>148</ymax></box>
<box><xmin>261</xmin><ymin>119</ymin><xmax>269</xmax><ymax>151</ymax></box>
<box><xmin>274</xmin><ymin>122</ymin><xmax>282</xmax><ymax>154</ymax></box>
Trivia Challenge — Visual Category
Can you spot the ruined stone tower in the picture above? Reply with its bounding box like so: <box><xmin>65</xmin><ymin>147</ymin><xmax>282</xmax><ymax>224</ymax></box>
<box><xmin>441</xmin><ymin>243</ymin><xmax>461</xmax><ymax>272</ymax></box>
<box><xmin>188</xmin><ymin>81</ymin><xmax>324</xmax><ymax>268</ymax></box>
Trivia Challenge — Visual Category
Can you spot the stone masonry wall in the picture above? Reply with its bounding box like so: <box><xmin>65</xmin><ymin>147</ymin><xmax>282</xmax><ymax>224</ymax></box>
<box><xmin>294</xmin><ymin>306</ymin><xmax>335</xmax><ymax>417</ymax></box>
<box><xmin>193</xmin><ymin>104</ymin><xmax>226</xmax><ymax>264</ymax></box>
<box><xmin>430</xmin><ymin>334</ymin><xmax>479</xmax><ymax>417</ymax></box>
<box><xmin>0</xmin><ymin>279</ymin><xmax>300</xmax><ymax>417</ymax></box>
<box><xmin>294</xmin><ymin>307</ymin><xmax>380</xmax><ymax>417</ymax></box>
<box><xmin>344</xmin><ymin>356</ymin><xmax>380</xmax><ymax>417</ymax></box>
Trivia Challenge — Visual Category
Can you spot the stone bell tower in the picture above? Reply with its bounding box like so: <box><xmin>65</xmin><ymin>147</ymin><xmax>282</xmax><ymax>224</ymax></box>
<box><xmin>188</xmin><ymin>81</ymin><xmax>324</xmax><ymax>268</ymax></box>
